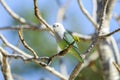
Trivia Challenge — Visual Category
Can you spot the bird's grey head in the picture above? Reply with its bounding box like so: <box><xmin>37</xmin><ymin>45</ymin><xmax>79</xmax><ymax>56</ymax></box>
<box><xmin>52</xmin><ymin>23</ymin><xmax>65</xmax><ymax>33</ymax></box>
<box><xmin>52</xmin><ymin>23</ymin><xmax>66</xmax><ymax>38</ymax></box>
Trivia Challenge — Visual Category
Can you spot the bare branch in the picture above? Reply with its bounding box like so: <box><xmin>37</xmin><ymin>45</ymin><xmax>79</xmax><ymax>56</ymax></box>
<box><xmin>18</xmin><ymin>29</ymin><xmax>38</xmax><ymax>58</ymax></box>
<box><xmin>56</xmin><ymin>0</ymin><xmax>71</xmax><ymax>22</ymax></box>
<box><xmin>0</xmin><ymin>0</ymin><xmax>35</xmax><ymax>25</ymax></box>
<box><xmin>69</xmin><ymin>0</ymin><xmax>109</xmax><ymax>79</ymax></box>
<box><xmin>47</xmin><ymin>41</ymin><xmax>75</xmax><ymax>65</ymax></box>
<box><xmin>0</xmin><ymin>48</ymin><xmax>13</xmax><ymax>80</ymax></box>
<box><xmin>33</xmin><ymin>0</ymin><xmax>54</xmax><ymax>33</ymax></box>
<box><xmin>97</xmin><ymin>0</ymin><xmax>108</xmax><ymax>35</ymax></box>
<box><xmin>42</xmin><ymin>65</ymin><xmax>67</xmax><ymax>80</ymax></box>
<box><xmin>105</xmin><ymin>0</ymin><xmax>116</xmax><ymax>21</ymax></box>
<box><xmin>0</xmin><ymin>34</ymin><xmax>67</xmax><ymax>80</ymax></box>
<box><xmin>3</xmin><ymin>25</ymin><xmax>118</xmax><ymax>44</ymax></box>
<box><xmin>78</xmin><ymin>0</ymin><xmax>98</xmax><ymax>29</ymax></box>
<box><xmin>0</xmin><ymin>34</ymin><xmax>32</xmax><ymax>58</ymax></box>
<box><xmin>69</xmin><ymin>62</ymin><xmax>82</xmax><ymax>80</ymax></box>
<box><xmin>78</xmin><ymin>51</ymin><xmax>98</xmax><ymax>72</ymax></box>
<box><xmin>0</xmin><ymin>25</ymin><xmax>51</xmax><ymax>31</ymax></box>
<box><xmin>100</xmin><ymin>28</ymin><xmax>120</xmax><ymax>38</ymax></box>
<box><xmin>59</xmin><ymin>58</ymin><xmax>69</xmax><ymax>78</ymax></box>
<box><xmin>110</xmin><ymin>37</ymin><xmax>120</xmax><ymax>65</ymax></box>
<box><xmin>84</xmin><ymin>0</ymin><xmax>109</xmax><ymax>57</ymax></box>
<box><xmin>69</xmin><ymin>51</ymin><xmax>98</xmax><ymax>80</ymax></box>
<box><xmin>92</xmin><ymin>0</ymin><xmax>97</xmax><ymax>20</ymax></box>
<box><xmin>0</xmin><ymin>47</ymin><xmax>48</xmax><ymax>64</ymax></box>
<box><xmin>71</xmin><ymin>32</ymin><xmax>92</xmax><ymax>41</ymax></box>
<box><xmin>0</xmin><ymin>51</ymin><xmax>2</xmax><ymax>65</ymax></box>
<box><xmin>113</xmin><ymin>14</ymin><xmax>120</xmax><ymax>23</ymax></box>
<box><xmin>68</xmin><ymin>27</ymin><xmax>120</xmax><ymax>41</ymax></box>
<box><xmin>113</xmin><ymin>62</ymin><xmax>120</xmax><ymax>72</ymax></box>
<box><xmin>97</xmin><ymin>0</ymin><xmax>120</xmax><ymax>79</ymax></box>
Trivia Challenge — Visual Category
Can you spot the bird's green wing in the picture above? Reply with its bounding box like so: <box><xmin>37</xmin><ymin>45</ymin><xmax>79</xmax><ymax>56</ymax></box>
<box><xmin>63</xmin><ymin>31</ymin><xmax>83</xmax><ymax>62</ymax></box>
<box><xmin>63</xmin><ymin>31</ymin><xmax>79</xmax><ymax>50</ymax></box>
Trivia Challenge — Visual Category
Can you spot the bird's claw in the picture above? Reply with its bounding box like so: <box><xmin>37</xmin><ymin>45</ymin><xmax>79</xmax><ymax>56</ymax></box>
<box><xmin>38</xmin><ymin>57</ymin><xmax>53</xmax><ymax>66</ymax></box>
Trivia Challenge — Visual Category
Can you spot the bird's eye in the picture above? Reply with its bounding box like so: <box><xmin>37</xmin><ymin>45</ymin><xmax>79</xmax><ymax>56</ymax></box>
<box><xmin>53</xmin><ymin>24</ymin><xmax>59</xmax><ymax>28</ymax></box>
<box><xmin>53</xmin><ymin>25</ymin><xmax>56</xmax><ymax>28</ymax></box>
<box><xmin>56</xmin><ymin>24</ymin><xmax>59</xmax><ymax>27</ymax></box>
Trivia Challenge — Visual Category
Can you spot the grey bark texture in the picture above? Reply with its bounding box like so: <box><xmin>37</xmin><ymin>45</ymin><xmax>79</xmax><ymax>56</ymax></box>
<box><xmin>97</xmin><ymin>0</ymin><xmax>120</xmax><ymax>80</ymax></box>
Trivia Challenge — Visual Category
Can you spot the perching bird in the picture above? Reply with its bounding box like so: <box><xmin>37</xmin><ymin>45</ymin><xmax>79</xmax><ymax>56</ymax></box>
<box><xmin>53</xmin><ymin>23</ymin><xmax>84</xmax><ymax>62</ymax></box>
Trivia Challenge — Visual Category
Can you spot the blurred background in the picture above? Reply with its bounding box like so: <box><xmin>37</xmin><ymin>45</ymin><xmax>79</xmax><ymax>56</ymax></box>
<box><xmin>0</xmin><ymin>0</ymin><xmax>120</xmax><ymax>80</ymax></box>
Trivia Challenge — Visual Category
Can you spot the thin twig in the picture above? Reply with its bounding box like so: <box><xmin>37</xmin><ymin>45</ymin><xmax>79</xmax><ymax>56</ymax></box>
<box><xmin>100</xmin><ymin>28</ymin><xmax>120</xmax><ymax>38</ymax></box>
<box><xmin>0</xmin><ymin>47</ymin><xmax>48</xmax><ymax>63</ymax></box>
<box><xmin>71</xmin><ymin>32</ymin><xmax>92</xmax><ymax>41</ymax></box>
<box><xmin>56</xmin><ymin>5</ymin><xmax>71</xmax><ymax>76</ymax></box>
<box><xmin>77</xmin><ymin>51</ymin><xmax>99</xmax><ymax>72</ymax></box>
<box><xmin>0</xmin><ymin>25</ymin><xmax>49</xmax><ymax>31</ymax></box>
<box><xmin>78</xmin><ymin>0</ymin><xmax>98</xmax><ymax>29</ymax></box>
<box><xmin>56</xmin><ymin>0</ymin><xmax>71</xmax><ymax>22</ymax></box>
<box><xmin>84</xmin><ymin>0</ymin><xmax>109</xmax><ymax>57</ymax></box>
<box><xmin>69</xmin><ymin>0</ymin><xmax>109</xmax><ymax>79</ymax></box>
<box><xmin>92</xmin><ymin>0</ymin><xmax>97</xmax><ymax>20</ymax></box>
<box><xmin>69</xmin><ymin>62</ymin><xmax>82</xmax><ymax>80</ymax></box>
<box><xmin>1</xmin><ymin>25</ymin><xmax>120</xmax><ymax>40</ymax></box>
<box><xmin>59</xmin><ymin>58</ymin><xmax>69</xmax><ymax>78</ymax></box>
<box><xmin>113</xmin><ymin>62</ymin><xmax>120</xmax><ymax>72</ymax></box>
<box><xmin>12</xmin><ymin>40</ymin><xmax>21</xmax><ymax>54</ymax></box>
<box><xmin>0</xmin><ymin>34</ymin><xmax>67</xmax><ymax>80</ymax></box>
<box><xmin>47</xmin><ymin>41</ymin><xmax>75</xmax><ymax>65</ymax></box>
<box><xmin>0</xmin><ymin>48</ymin><xmax>13</xmax><ymax>80</ymax></box>
<box><xmin>97</xmin><ymin>0</ymin><xmax>108</xmax><ymax>35</ymax></box>
<box><xmin>0</xmin><ymin>0</ymin><xmax>35</xmax><ymax>25</ymax></box>
<box><xmin>110</xmin><ymin>37</ymin><xmax>120</xmax><ymax>65</ymax></box>
<box><xmin>18</xmin><ymin>29</ymin><xmax>38</xmax><ymax>58</ymax></box>
<box><xmin>0</xmin><ymin>34</ymin><xmax>32</xmax><ymax>58</ymax></box>
<box><xmin>113</xmin><ymin>14</ymin><xmax>120</xmax><ymax>23</ymax></box>
<box><xmin>8</xmin><ymin>40</ymin><xmax>21</xmax><ymax>64</ymax></box>
<box><xmin>62</xmin><ymin>27</ymin><xmax>120</xmax><ymax>41</ymax></box>
<box><xmin>33</xmin><ymin>0</ymin><xmax>54</xmax><ymax>33</ymax></box>
<box><xmin>0</xmin><ymin>0</ymin><xmax>51</xmax><ymax>32</ymax></box>
<box><xmin>105</xmin><ymin>0</ymin><xmax>116</xmax><ymax>21</ymax></box>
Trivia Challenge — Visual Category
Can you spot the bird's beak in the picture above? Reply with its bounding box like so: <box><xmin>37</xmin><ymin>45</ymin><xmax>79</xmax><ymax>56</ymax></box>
<box><xmin>53</xmin><ymin>25</ymin><xmax>56</xmax><ymax>28</ymax></box>
<box><xmin>52</xmin><ymin>25</ymin><xmax>56</xmax><ymax>31</ymax></box>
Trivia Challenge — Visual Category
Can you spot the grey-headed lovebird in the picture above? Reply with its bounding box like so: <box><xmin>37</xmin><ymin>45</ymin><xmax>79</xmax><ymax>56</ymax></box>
<box><xmin>52</xmin><ymin>23</ymin><xmax>84</xmax><ymax>62</ymax></box>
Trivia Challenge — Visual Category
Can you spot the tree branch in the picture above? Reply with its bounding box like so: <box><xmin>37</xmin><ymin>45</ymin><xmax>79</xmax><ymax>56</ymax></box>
<box><xmin>84</xmin><ymin>0</ymin><xmax>109</xmax><ymax>57</ymax></box>
<box><xmin>0</xmin><ymin>34</ymin><xmax>32</xmax><ymax>58</ymax></box>
<box><xmin>69</xmin><ymin>0</ymin><xmax>109</xmax><ymax>79</ymax></box>
<box><xmin>18</xmin><ymin>29</ymin><xmax>38</xmax><ymax>58</ymax></box>
<box><xmin>0</xmin><ymin>25</ymin><xmax>50</xmax><ymax>32</ymax></box>
<box><xmin>69</xmin><ymin>62</ymin><xmax>82</xmax><ymax>80</ymax></box>
<box><xmin>78</xmin><ymin>0</ymin><xmax>98</xmax><ymax>29</ymax></box>
<box><xmin>92</xmin><ymin>0</ymin><xmax>97</xmax><ymax>20</ymax></box>
<box><xmin>0</xmin><ymin>48</ymin><xmax>13</xmax><ymax>80</ymax></box>
<box><xmin>71</xmin><ymin>32</ymin><xmax>92</xmax><ymax>41</ymax></box>
<box><xmin>56</xmin><ymin>0</ymin><xmax>71</xmax><ymax>22</ymax></box>
<box><xmin>47</xmin><ymin>41</ymin><xmax>75</xmax><ymax>65</ymax></box>
<box><xmin>33</xmin><ymin>0</ymin><xmax>54</xmax><ymax>33</ymax></box>
<box><xmin>0</xmin><ymin>0</ymin><xmax>35</xmax><ymax>25</ymax></box>
<box><xmin>113</xmin><ymin>62</ymin><xmax>120</xmax><ymax>72</ymax></box>
<box><xmin>0</xmin><ymin>34</ymin><xmax>67</xmax><ymax>80</ymax></box>
<box><xmin>100</xmin><ymin>28</ymin><xmax>120</xmax><ymax>38</ymax></box>
<box><xmin>97</xmin><ymin>0</ymin><xmax>120</xmax><ymax>79</ymax></box>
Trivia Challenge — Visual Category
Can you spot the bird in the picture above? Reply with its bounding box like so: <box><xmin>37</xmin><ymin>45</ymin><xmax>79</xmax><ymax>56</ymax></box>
<box><xmin>52</xmin><ymin>23</ymin><xmax>84</xmax><ymax>62</ymax></box>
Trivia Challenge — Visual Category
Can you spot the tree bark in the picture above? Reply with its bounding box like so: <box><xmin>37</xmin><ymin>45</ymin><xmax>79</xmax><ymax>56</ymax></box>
<box><xmin>97</xmin><ymin>0</ymin><xmax>120</xmax><ymax>80</ymax></box>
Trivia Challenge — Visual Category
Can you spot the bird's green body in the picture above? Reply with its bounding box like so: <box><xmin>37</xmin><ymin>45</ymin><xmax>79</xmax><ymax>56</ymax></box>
<box><xmin>57</xmin><ymin>32</ymin><xmax>83</xmax><ymax>62</ymax></box>
<box><xmin>53</xmin><ymin>23</ymin><xmax>83</xmax><ymax>62</ymax></box>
